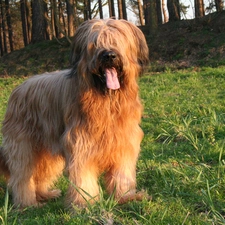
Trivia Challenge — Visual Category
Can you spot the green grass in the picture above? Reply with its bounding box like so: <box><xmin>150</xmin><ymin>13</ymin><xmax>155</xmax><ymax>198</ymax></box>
<box><xmin>1</xmin><ymin>66</ymin><xmax>225</xmax><ymax>224</ymax></box>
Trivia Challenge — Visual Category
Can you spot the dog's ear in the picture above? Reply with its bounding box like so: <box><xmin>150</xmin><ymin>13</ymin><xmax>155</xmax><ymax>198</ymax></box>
<box><xmin>69</xmin><ymin>20</ymin><xmax>96</xmax><ymax>78</ymax></box>
<box><xmin>120</xmin><ymin>20</ymin><xmax>149</xmax><ymax>73</ymax></box>
<box><xmin>70</xmin><ymin>21</ymin><xmax>89</xmax><ymax>67</ymax></box>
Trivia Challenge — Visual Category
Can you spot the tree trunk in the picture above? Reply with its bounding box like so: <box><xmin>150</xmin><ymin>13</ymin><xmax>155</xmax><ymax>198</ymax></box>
<box><xmin>108</xmin><ymin>0</ymin><xmax>115</xmax><ymax>18</ymax></box>
<box><xmin>156</xmin><ymin>0</ymin><xmax>162</xmax><ymax>24</ymax></box>
<box><xmin>26</xmin><ymin>0</ymin><xmax>31</xmax><ymax>43</ymax></box>
<box><xmin>162</xmin><ymin>0</ymin><xmax>168</xmax><ymax>23</ymax></box>
<box><xmin>0</xmin><ymin>26</ymin><xmax>3</xmax><ymax>55</ymax></box>
<box><xmin>117</xmin><ymin>0</ymin><xmax>123</xmax><ymax>19</ymax></box>
<box><xmin>62</xmin><ymin>3</ymin><xmax>68</xmax><ymax>35</ymax></box>
<box><xmin>215</xmin><ymin>0</ymin><xmax>223</xmax><ymax>12</ymax></box>
<box><xmin>167</xmin><ymin>0</ymin><xmax>180</xmax><ymax>21</ymax></box>
<box><xmin>144</xmin><ymin>0</ymin><xmax>157</xmax><ymax>32</ymax></box>
<box><xmin>5</xmin><ymin>0</ymin><xmax>13</xmax><ymax>51</ymax></box>
<box><xmin>137</xmin><ymin>0</ymin><xmax>144</xmax><ymax>25</ymax></box>
<box><xmin>66</xmin><ymin>0</ymin><xmax>74</xmax><ymax>37</ymax></box>
<box><xmin>0</xmin><ymin>0</ymin><xmax>4</xmax><ymax>55</ymax></box>
<box><xmin>44</xmin><ymin>1</ymin><xmax>50</xmax><ymax>40</ymax></box>
<box><xmin>118</xmin><ymin>0</ymin><xmax>127</xmax><ymax>19</ymax></box>
<box><xmin>83</xmin><ymin>0</ymin><xmax>92</xmax><ymax>20</ymax></box>
<box><xmin>143</xmin><ymin>0</ymin><xmax>150</xmax><ymax>25</ymax></box>
<box><xmin>50</xmin><ymin>0</ymin><xmax>56</xmax><ymax>38</ymax></box>
<box><xmin>84</xmin><ymin>0</ymin><xmax>88</xmax><ymax>20</ymax></box>
<box><xmin>58</xmin><ymin>0</ymin><xmax>65</xmax><ymax>37</ymax></box>
<box><xmin>0</xmin><ymin>0</ymin><xmax>8</xmax><ymax>53</ymax></box>
<box><xmin>20</xmin><ymin>0</ymin><xmax>29</xmax><ymax>46</ymax></box>
<box><xmin>31</xmin><ymin>0</ymin><xmax>48</xmax><ymax>43</ymax></box>
<box><xmin>194</xmin><ymin>0</ymin><xmax>205</xmax><ymax>18</ymax></box>
<box><xmin>87</xmin><ymin>0</ymin><xmax>92</xmax><ymax>19</ymax></box>
<box><xmin>149</xmin><ymin>0</ymin><xmax>157</xmax><ymax>32</ymax></box>
<box><xmin>98</xmin><ymin>0</ymin><xmax>103</xmax><ymax>19</ymax></box>
<box><xmin>121</xmin><ymin>0</ymin><xmax>127</xmax><ymax>20</ymax></box>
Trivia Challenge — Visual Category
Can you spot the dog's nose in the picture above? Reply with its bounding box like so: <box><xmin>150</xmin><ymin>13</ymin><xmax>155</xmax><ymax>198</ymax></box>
<box><xmin>102</xmin><ymin>51</ymin><xmax>117</xmax><ymax>61</ymax></box>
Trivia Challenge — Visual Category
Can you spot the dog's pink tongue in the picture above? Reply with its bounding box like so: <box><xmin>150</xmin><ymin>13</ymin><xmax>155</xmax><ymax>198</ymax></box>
<box><xmin>105</xmin><ymin>68</ymin><xmax>120</xmax><ymax>90</ymax></box>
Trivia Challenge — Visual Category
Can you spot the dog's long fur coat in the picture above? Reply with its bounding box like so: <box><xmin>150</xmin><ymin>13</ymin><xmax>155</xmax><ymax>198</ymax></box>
<box><xmin>0</xmin><ymin>19</ymin><xmax>149</xmax><ymax>208</ymax></box>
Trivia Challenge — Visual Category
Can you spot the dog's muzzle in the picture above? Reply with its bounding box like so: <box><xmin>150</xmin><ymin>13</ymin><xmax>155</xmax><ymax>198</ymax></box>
<box><xmin>101</xmin><ymin>50</ymin><xmax>121</xmax><ymax>90</ymax></box>
<box><xmin>102</xmin><ymin>51</ymin><xmax>117</xmax><ymax>62</ymax></box>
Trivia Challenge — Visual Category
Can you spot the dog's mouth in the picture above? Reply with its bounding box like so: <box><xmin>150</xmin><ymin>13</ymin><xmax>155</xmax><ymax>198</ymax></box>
<box><xmin>92</xmin><ymin>50</ymin><xmax>123</xmax><ymax>92</ymax></box>
<box><xmin>104</xmin><ymin>67</ymin><xmax>120</xmax><ymax>90</ymax></box>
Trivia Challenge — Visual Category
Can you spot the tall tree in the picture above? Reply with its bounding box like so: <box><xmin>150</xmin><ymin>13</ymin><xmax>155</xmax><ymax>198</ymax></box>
<box><xmin>98</xmin><ymin>0</ymin><xmax>103</xmax><ymax>19</ymax></box>
<box><xmin>137</xmin><ymin>0</ymin><xmax>144</xmax><ymax>25</ymax></box>
<box><xmin>83</xmin><ymin>0</ymin><xmax>92</xmax><ymax>20</ymax></box>
<box><xmin>31</xmin><ymin>0</ymin><xmax>48</xmax><ymax>43</ymax></box>
<box><xmin>20</xmin><ymin>0</ymin><xmax>29</xmax><ymax>46</ymax></box>
<box><xmin>0</xmin><ymin>0</ymin><xmax>4</xmax><ymax>55</ymax></box>
<box><xmin>84</xmin><ymin>0</ymin><xmax>88</xmax><ymax>20</ymax></box>
<box><xmin>167</xmin><ymin>0</ymin><xmax>180</xmax><ymax>21</ymax></box>
<box><xmin>26</xmin><ymin>0</ymin><xmax>31</xmax><ymax>43</ymax></box>
<box><xmin>117</xmin><ymin>0</ymin><xmax>127</xmax><ymax>19</ymax></box>
<box><xmin>58</xmin><ymin>0</ymin><xmax>66</xmax><ymax>37</ymax></box>
<box><xmin>194</xmin><ymin>0</ymin><xmax>205</xmax><ymax>18</ymax></box>
<box><xmin>66</xmin><ymin>0</ymin><xmax>74</xmax><ymax>36</ymax></box>
<box><xmin>108</xmin><ymin>0</ymin><xmax>115</xmax><ymax>18</ymax></box>
<box><xmin>143</xmin><ymin>0</ymin><xmax>150</xmax><ymax>25</ymax></box>
<box><xmin>0</xmin><ymin>26</ymin><xmax>3</xmax><ymax>55</ymax></box>
<box><xmin>88</xmin><ymin>0</ymin><xmax>92</xmax><ymax>19</ymax></box>
<box><xmin>121</xmin><ymin>0</ymin><xmax>127</xmax><ymax>20</ymax></box>
<box><xmin>156</xmin><ymin>0</ymin><xmax>162</xmax><ymax>24</ymax></box>
<box><xmin>162</xmin><ymin>0</ymin><xmax>168</xmax><ymax>23</ymax></box>
<box><xmin>0</xmin><ymin>0</ymin><xmax>8</xmax><ymax>53</ymax></box>
<box><xmin>215</xmin><ymin>0</ymin><xmax>223</xmax><ymax>12</ymax></box>
<box><xmin>44</xmin><ymin>1</ymin><xmax>50</xmax><ymax>40</ymax></box>
<box><xmin>50</xmin><ymin>0</ymin><xmax>57</xmax><ymax>38</ymax></box>
<box><xmin>118</xmin><ymin>0</ymin><xmax>123</xmax><ymax>19</ymax></box>
<box><xmin>149</xmin><ymin>0</ymin><xmax>157</xmax><ymax>31</ymax></box>
<box><xmin>143</xmin><ymin>0</ymin><xmax>157</xmax><ymax>31</ymax></box>
<box><xmin>5</xmin><ymin>0</ymin><xmax>13</xmax><ymax>51</ymax></box>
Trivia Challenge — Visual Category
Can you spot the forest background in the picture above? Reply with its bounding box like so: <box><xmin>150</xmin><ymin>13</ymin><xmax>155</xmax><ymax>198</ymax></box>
<box><xmin>0</xmin><ymin>0</ymin><xmax>224</xmax><ymax>57</ymax></box>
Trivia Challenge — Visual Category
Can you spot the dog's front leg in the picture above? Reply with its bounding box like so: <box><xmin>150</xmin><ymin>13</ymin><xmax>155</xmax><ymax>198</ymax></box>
<box><xmin>105</xmin><ymin>156</ymin><xmax>148</xmax><ymax>204</ymax></box>
<box><xmin>66</xmin><ymin>159</ymin><xmax>100</xmax><ymax>207</ymax></box>
<box><xmin>104</xmin><ymin>146</ymin><xmax>140</xmax><ymax>203</ymax></box>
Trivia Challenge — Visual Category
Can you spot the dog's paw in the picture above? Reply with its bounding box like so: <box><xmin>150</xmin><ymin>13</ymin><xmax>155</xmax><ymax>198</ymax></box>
<box><xmin>118</xmin><ymin>190</ymin><xmax>151</xmax><ymax>204</ymax></box>
<box><xmin>36</xmin><ymin>189</ymin><xmax>61</xmax><ymax>201</ymax></box>
<box><xmin>48</xmin><ymin>189</ymin><xmax>62</xmax><ymax>199</ymax></box>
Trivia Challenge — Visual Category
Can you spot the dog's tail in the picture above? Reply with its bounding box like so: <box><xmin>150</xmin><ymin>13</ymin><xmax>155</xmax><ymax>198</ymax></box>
<box><xmin>0</xmin><ymin>146</ymin><xmax>10</xmax><ymax>180</ymax></box>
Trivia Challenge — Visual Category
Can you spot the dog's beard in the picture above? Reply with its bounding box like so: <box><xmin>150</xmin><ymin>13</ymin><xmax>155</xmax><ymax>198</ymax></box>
<box><xmin>92</xmin><ymin>50</ymin><xmax>123</xmax><ymax>94</ymax></box>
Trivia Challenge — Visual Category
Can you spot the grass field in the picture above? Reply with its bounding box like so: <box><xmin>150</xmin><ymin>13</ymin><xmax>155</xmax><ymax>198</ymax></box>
<box><xmin>0</xmin><ymin>66</ymin><xmax>225</xmax><ymax>224</ymax></box>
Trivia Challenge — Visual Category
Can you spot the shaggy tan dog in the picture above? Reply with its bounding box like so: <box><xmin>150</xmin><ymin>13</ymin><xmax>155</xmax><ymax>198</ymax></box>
<box><xmin>0</xmin><ymin>19</ymin><xmax>149</xmax><ymax>208</ymax></box>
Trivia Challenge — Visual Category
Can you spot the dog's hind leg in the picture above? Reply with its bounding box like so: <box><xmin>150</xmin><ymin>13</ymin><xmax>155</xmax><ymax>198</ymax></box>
<box><xmin>4</xmin><ymin>139</ymin><xmax>39</xmax><ymax>208</ymax></box>
<box><xmin>0</xmin><ymin>147</ymin><xmax>10</xmax><ymax>180</ymax></box>
<box><xmin>34</xmin><ymin>149</ymin><xmax>65</xmax><ymax>202</ymax></box>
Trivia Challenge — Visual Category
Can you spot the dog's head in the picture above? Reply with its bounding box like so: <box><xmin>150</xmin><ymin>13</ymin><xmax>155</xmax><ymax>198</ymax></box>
<box><xmin>69</xmin><ymin>19</ymin><xmax>149</xmax><ymax>92</ymax></box>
